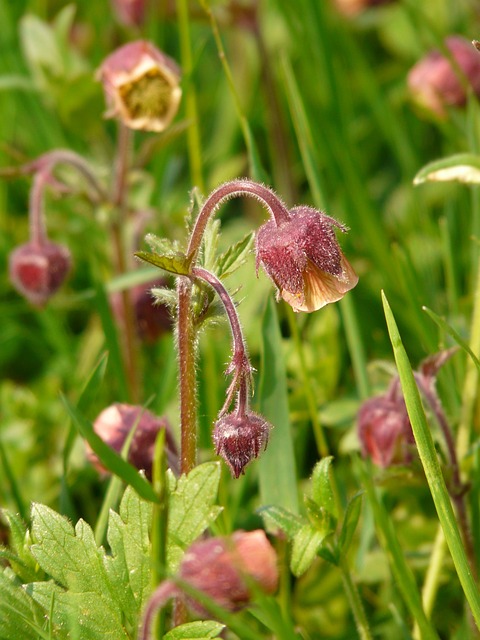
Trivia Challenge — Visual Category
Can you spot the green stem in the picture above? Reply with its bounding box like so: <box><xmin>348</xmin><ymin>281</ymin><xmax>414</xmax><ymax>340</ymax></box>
<box><xmin>176</xmin><ymin>0</ymin><xmax>204</xmax><ymax>191</ymax></box>
<box><xmin>339</xmin><ymin>295</ymin><xmax>370</xmax><ymax>401</ymax></box>
<box><xmin>340</xmin><ymin>562</ymin><xmax>373</xmax><ymax>640</ymax></box>
<box><xmin>382</xmin><ymin>291</ymin><xmax>480</xmax><ymax>631</ymax></box>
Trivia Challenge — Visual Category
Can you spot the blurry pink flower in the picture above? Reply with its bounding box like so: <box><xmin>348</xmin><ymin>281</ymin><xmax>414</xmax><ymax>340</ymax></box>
<box><xmin>97</xmin><ymin>40</ymin><xmax>181</xmax><ymax>131</ymax></box>
<box><xmin>9</xmin><ymin>240</ymin><xmax>71</xmax><ymax>306</ymax></box>
<box><xmin>333</xmin><ymin>0</ymin><xmax>393</xmax><ymax>16</ymax></box>
<box><xmin>256</xmin><ymin>206</ymin><xmax>358</xmax><ymax>312</ymax></box>
<box><xmin>408</xmin><ymin>36</ymin><xmax>480</xmax><ymax>119</ymax></box>
<box><xmin>87</xmin><ymin>403</ymin><xmax>179</xmax><ymax>478</ymax></box>
<box><xmin>111</xmin><ymin>0</ymin><xmax>146</xmax><ymax>27</ymax></box>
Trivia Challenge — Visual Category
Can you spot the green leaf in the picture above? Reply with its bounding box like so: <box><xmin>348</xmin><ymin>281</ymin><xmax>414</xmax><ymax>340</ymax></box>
<box><xmin>413</xmin><ymin>153</ymin><xmax>480</xmax><ymax>185</ymax></box>
<box><xmin>62</xmin><ymin>395</ymin><xmax>159</xmax><ymax>504</ymax></box>
<box><xmin>257</xmin><ymin>505</ymin><xmax>304</xmax><ymax>538</ymax></box>
<box><xmin>28</xmin><ymin>505</ymin><xmax>130</xmax><ymax>639</ymax></box>
<box><xmin>382</xmin><ymin>291</ymin><xmax>480</xmax><ymax>631</ymax></box>
<box><xmin>337</xmin><ymin>492</ymin><xmax>363</xmax><ymax>557</ymax></box>
<box><xmin>258</xmin><ymin>297</ymin><xmax>299</xmax><ymax>517</ymax></box>
<box><xmin>304</xmin><ymin>498</ymin><xmax>337</xmax><ymax>536</ymax></box>
<box><xmin>164</xmin><ymin>620</ymin><xmax>225</xmax><ymax>639</ymax></box>
<box><xmin>106</xmin><ymin>485</ymin><xmax>153</xmax><ymax>619</ymax></box>
<box><xmin>0</xmin><ymin>75</ymin><xmax>37</xmax><ymax>91</ymax></box>
<box><xmin>0</xmin><ymin>570</ymin><xmax>50</xmax><ymax>640</ymax></box>
<box><xmin>167</xmin><ymin>463</ymin><xmax>222</xmax><ymax>573</ymax></box>
<box><xmin>0</xmin><ymin>511</ymin><xmax>39</xmax><ymax>582</ymax></box>
<box><xmin>215</xmin><ymin>232</ymin><xmax>254</xmax><ymax>280</ymax></box>
<box><xmin>290</xmin><ymin>524</ymin><xmax>326</xmax><ymax>577</ymax></box>
<box><xmin>135</xmin><ymin>250</ymin><xmax>191</xmax><ymax>276</ymax></box>
<box><xmin>311</xmin><ymin>456</ymin><xmax>338</xmax><ymax>521</ymax></box>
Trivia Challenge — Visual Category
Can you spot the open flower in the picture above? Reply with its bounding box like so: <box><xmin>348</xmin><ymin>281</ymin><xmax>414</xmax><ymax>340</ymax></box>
<box><xmin>213</xmin><ymin>410</ymin><xmax>271</xmax><ymax>478</ymax></box>
<box><xmin>255</xmin><ymin>205</ymin><xmax>358</xmax><ymax>312</ymax></box>
<box><xmin>97</xmin><ymin>40</ymin><xmax>181</xmax><ymax>132</ymax></box>
<box><xmin>9</xmin><ymin>240</ymin><xmax>71</xmax><ymax>306</ymax></box>
<box><xmin>408</xmin><ymin>36</ymin><xmax>480</xmax><ymax>119</ymax></box>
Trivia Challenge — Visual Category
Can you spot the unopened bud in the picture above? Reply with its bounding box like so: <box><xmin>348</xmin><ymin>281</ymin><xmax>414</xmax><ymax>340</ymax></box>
<box><xmin>179</xmin><ymin>530</ymin><xmax>278</xmax><ymax>614</ymax></box>
<box><xmin>111</xmin><ymin>0</ymin><xmax>146</xmax><ymax>27</ymax></box>
<box><xmin>9</xmin><ymin>240</ymin><xmax>71</xmax><ymax>306</ymax></box>
<box><xmin>213</xmin><ymin>411</ymin><xmax>271</xmax><ymax>478</ymax></box>
<box><xmin>87</xmin><ymin>403</ymin><xmax>179</xmax><ymax>478</ymax></box>
<box><xmin>408</xmin><ymin>36</ymin><xmax>480</xmax><ymax>119</ymax></box>
<box><xmin>256</xmin><ymin>206</ymin><xmax>358</xmax><ymax>312</ymax></box>
<box><xmin>97</xmin><ymin>40</ymin><xmax>181</xmax><ymax>132</ymax></box>
<box><xmin>357</xmin><ymin>393</ymin><xmax>414</xmax><ymax>467</ymax></box>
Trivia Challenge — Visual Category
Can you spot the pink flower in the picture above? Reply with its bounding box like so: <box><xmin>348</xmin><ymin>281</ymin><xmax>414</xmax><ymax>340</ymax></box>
<box><xmin>97</xmin><ymin>40</ymin><xmax>181</xmax><ymax>132</ymax></box>
<box><xmin>256</xmin><ymin>206</ymin><xmax>358</xmax><ymax>312</ymax></box>
<box><xmin>111</xmin><ymin>0</ymin><xmax>146</xmax><ymax>27</ymax></box>
<box><xmin>87</xmin><ymin>403</ymin><xmax>179</xmax><ymax>478</ymax></box>
<box><xmin>408</xmin><ymin>36</ymin><xmax>480</xmax><ymax>119</ymax></box>
<box><xmin>9</xmin><ymin>240</ymin><xmax>71</xmax><ymax>306</ymax></box>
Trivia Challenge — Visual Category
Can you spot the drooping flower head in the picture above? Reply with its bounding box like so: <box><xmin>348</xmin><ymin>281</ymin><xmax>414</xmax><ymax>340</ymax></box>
<box><xmin>86</xmin><ymin>403</ymin><xmax>179</xmax><ymax>478</ymax></box>
<box><xmin>408</xmin><ymin>36</ymin><xmax>480</xmax><ymax>120</ymax></box>
<box><xmin>97</xmin><ymin>40</ymin><xmax>181</xmax><ymax>132</ymax></box>
<box><xmin>9</xmin><ymin>240</ymin><xmax>71</xmax><ymax>306</ymax></box>
<box><xmin>213</xmin><ymin>410</ymin><xmax>272</xmax><ymax>478</ymax></box>
<box><xmin>256</xmin><ymin>206</ymin><xmax>358</xmax><ymax>312</ymax></box>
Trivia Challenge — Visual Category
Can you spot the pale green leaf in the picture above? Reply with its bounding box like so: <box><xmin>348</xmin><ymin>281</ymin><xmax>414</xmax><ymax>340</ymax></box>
<box><xmin>311</xmin><ymin>456</ymin><xmax>338</xmax><ymax>520</ymax></box>
<box><xmin>290</xmin><ymin>524</ymin><xmax>325</xmax><ymax>577</ymax></box>
<box><xmin>167</xmin><ymin>463</ymin><xmax>222</xmax><ymax>573</ymax></box>
<box><xmin>215</xmin><ymin>232</ymin><xmax>254</xmax><ymax>279</ymax></box>
<box><xmin>338</xmin><ymin>492</ymin><xmax>363</xmax><ymax>557</ymax></box>
<box><xmin>0</xmin><ymin>570</ymin><xmax>50</xmax><ymax>640</ymax></box>
<box><xmin>164</xmin><ymin>620</ymin><xmax>225</xmax><ymax>639</ymax></box>
<box><xmin>135</xmin><ymin>250</ymin><xmax>191</xmax><ymax>276</ymax></box>
<box><xmin>257</xmin><ymin>505</ymin><xmax>303</xmax><ymax>538</ymax></box>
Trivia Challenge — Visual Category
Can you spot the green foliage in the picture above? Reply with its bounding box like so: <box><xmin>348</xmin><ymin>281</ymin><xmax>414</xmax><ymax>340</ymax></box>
<box><xmin>163</xmin><ymin>621</ymin><xmax>225</xmax><ymax>639</ymax></box>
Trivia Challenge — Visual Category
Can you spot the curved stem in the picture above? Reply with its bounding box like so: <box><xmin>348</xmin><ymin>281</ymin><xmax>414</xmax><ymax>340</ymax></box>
<box><xmin>186</xmin><ymin>180</ymin><xmax>290</xmax><ymax>263</ymax></box>
<box><xmin>139</xmin><ymin>580</ymin><xmax>178</xmax><ymax>640</ymax></box>
<box><xmin>192</xmin><ymin>266</ymin><xmax>253</xmax><ymax>416</ymax></box>
<box><xmin>29</xmin><ymin>170</ymin><xmax>50</xmax><ymax>245</ymax></box>
<box><xmin>26</xmin><ymin>149</ymin><xmax>108</xmax><ymax>202</ymax></box>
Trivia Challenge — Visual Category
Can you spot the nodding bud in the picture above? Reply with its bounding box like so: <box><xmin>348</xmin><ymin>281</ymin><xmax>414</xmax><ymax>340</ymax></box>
<box><xmin>9</xmin><ymin>240</ymin><xmax>71</xmax><ymax>306</ymax></box>
<box><xmin>408</xmin><ymin>36</ymin><xmax>480</xmax><ymax>119</ymax></box>
<box><xmin>357</xmin><ymin>391</ymin><xmax>414</xmax><ymax>468</ymax></box>
<box><xmin>255</xmin><ymin>206</ymin><xmax>358</xmax><ymax>312</ymax></box>
<box><xmin>179</xmin><ymin>530</ymin><xmax>279</xmax><ymax>615</ymax></box>
<box><xmin>110</xmin><ymin>280</ymin><xmax>172</xmax><ymax>343</ymax></box>
<box><xmin>213</xmin><ymin>411</ymin><xmax>271</xmax><ymax>478</ymax></box>
<box><xmin>87</xmin><ymin>403</ymin><xmax>179</xmax><ymax>478</ymax></box>
<box><xmin>111</xmin><ymin>0</ymin><xmax>146</xmax><ymax>27</ymax></box>
<box><xmin>97</xmin><ymin>40</ymin><xmax>181</xmax><ymax>132</ymax></box>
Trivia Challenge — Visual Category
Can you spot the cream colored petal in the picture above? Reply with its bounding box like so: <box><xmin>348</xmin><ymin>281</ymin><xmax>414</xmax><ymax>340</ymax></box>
<box><xmin>281</xmin><ymin>255</ymin><xmax>358</xmax><ymax>313</ymax></box>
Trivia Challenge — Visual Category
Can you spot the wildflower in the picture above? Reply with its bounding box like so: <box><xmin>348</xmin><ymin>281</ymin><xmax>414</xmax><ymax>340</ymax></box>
<box><xmin>139</xmin><ymin>530</ymin><xmax>278</xmax><ymax>639</ymax></box>
<box><xmin>408</xmin><ymin>36</ymin><xmax>480</xmax><ymax>119</ymax></box>
<box><xmin>86</xmin><ymin>403</ymin><xmax>179</xmax><ymax>478</ymax></box>
<box><xmin>111</xmin><ymin>0</ymin><xmax>146</xmax><ymax>27</ymax></box>
<box><xmin>255</xmin><ymin>205</ymin><xmax>358</xmax><ymax>312</ymax></box>
<box><xmin>213</xmin><ymin>410</ymin><xmax>271</xmax><ymax>478</ymax></box>
<box><xmin>333</xmin><ymin>0</ymin><xmax>393</xmax><ymax>17</ymax></box>
<box><xmin>9</xmin><ymin>240</ymin><xmax>71</xmax><ymax>306</ymax></box>
<box><xmin>97</xmin><ymin>40</ymin><xmax>181</xmax><ymax>132</ymax></box>
<box><xmin>357</xmin><ymin>386</ymin><xmax>414</xmax><ymax>467</ymax></box>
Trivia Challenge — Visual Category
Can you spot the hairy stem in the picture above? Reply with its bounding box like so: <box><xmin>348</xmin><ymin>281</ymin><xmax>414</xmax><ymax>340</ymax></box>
<box><xmin>29</xmin><ymin>170</ymin><xmax>50</xmax><ymax>245</ymax></box>
<box><xmin>187</xmin><ymin>179</ymin><xmax>290</xmax><ymax>262</ymax></box>
<box><xmin>177</xmin><ymin>277</ymin><xmax>198</xmax><ymax>474</ymax></box>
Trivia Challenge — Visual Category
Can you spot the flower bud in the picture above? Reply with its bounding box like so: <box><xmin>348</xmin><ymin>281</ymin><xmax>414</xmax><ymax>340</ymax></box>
<box><xmin>111</xmin><ymin>0</ymin><xmax>146</xmax><ymax>27</ymax></box>
<box><xmin>87</xmin><ymin>403</ymin><xmax>179</xmax><ymax>478</ymax></box>
<box><xmin>110</xmin><ymin>280</ymin><xmax>172</xmax><ymax>343</ymax></box>
<box><xmin>256</xmin><ymin>206</ymin><xmax>358</xmax><ymax>312</ymax></box>
<box><xmin>9</xmin><ymin>240</ymin><xmax>71</xmax><ymax>306</ymax></box>
<box><xmin>408</xmin><ymin>36</ymin><xmax>480</xmax><ymax>119</ymax></box>
<box><xmin>357</xmin><ymin>392</ymin><xmax>414</xmax><ymax>467</ymax></box>
<box><xmin>213</xmin><ymin>411</ymin><xmax>271</xmax><ymax>478</ymax></box>
<box><xmin>179</xmin><ymin>530</ymin><xmax>278</xmax><ymax>614</ymax></box>
<box><xmin>97</xmin><ymin>40</ymin><xmax>181</xmax><ymax>132</ymax></box>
